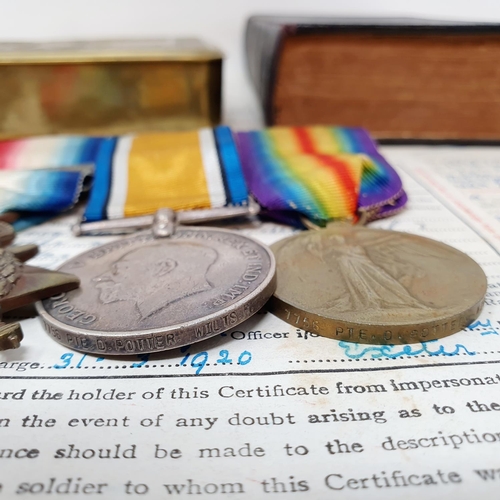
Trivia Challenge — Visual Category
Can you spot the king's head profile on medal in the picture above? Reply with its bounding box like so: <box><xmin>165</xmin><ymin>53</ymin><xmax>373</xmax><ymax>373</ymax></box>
<box><xmin>92</xmin><ymin>241</ymin><xmax>218</xmax><ymax>319</ymax></box>
<box><xmin>37</xmin><ymin>228</ymin><xmax>276</xmax><ymax>354</ymax></box>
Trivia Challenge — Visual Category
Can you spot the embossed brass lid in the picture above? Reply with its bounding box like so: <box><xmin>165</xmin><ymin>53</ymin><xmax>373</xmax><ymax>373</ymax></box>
<box><xmin>0</xmin><ymin>39</ymin><xmax>223</xmax><ymax>64</ymax></box>
<box><xmin>0</xmin><ymin>38</ymin><xmax>223</xmax><ymax>138</ymax></box>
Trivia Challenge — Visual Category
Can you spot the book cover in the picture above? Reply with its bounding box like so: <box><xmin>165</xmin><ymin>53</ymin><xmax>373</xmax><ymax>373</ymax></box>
<box><xmin>246</xmin><ymin>16</ymin><xmax>500</xmax><ymax>140</ymax></box>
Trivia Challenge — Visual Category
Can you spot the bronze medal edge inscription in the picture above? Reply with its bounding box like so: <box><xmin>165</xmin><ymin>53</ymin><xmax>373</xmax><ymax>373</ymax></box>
<box><xmin>269</xmin><ymin>226</ymin><xmax>487</xmax><ymax>345</ymax></box>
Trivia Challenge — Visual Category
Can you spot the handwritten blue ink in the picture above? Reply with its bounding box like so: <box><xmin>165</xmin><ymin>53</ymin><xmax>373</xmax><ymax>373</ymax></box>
<box><xmin>216</xmin><ymin>350</ymin><xmax>233</xmax><ymax>365</ymax></box>
<box><xmin>179</xmin><ymin>349</ymin><xmax>253</xmax><ymax>374</ymax></box>
<box><xmin>131</xmin><ymin>354</ymin><xmax>149</xmax><ymax>368</ymax></box>
<box><xmin>54</xmin><ymin>353</ymin><xmax>73</xmax><ymax>369</ymax></box>
<box><xmin>191</xmin><ymin>352</ymin><xmax>208</xmax><ymax>375</ymax></box>
<box><xmin>339</xmin><ymin>339</ymin><xmax>476</xmax><ymax>360</ymax></box>
<box><xmin>467</xmin><ymin>319</ymin><xmax>499</xmax><ymax>336</ymax></box>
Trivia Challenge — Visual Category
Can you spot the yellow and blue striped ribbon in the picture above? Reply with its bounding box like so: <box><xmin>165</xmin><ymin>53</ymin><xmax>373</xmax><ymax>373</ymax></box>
<box><xmin>83</xmin><ymin>126</ymin><xmax>248</xmax><ymax>222</ymax></box>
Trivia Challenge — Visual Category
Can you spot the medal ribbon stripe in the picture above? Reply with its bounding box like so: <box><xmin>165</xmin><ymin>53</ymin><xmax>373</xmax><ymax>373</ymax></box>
<box><xmin>0</xmin><ymin>168</ymin><xmax>91</xmax><ymax>213</ymax></box>
<box><xmin>237</xmin><ymin>128</ymin><xmax>366</xmax><ymax>222</ymax></box>
<box><xmin>0</xmin><ymin>136</ymin><xmax>103</xmax><ymax>170</ymax></box>
<box><xmin>283</xmin><ymin>153</ymin><xmax>363</xmax><ymax>220</ymax></box>
<box><xmin>198</xmin><ymin>128</ymin><xmax>226</xmax><ymax>209</ymax></box>
<box><xmin>238</xmin><ymin>131</ymin><xmax>325</xmax><ymax>219</ymax></box>
<box><xmin>120</xmin><ymin>130</ymin><xmax>213</xmax><ymax>217</ymax></box>
<box><xmin>330</xmin><ymin>127</ymin><xmax>375</xmax><ymax>154</ymax></box>
<box><xmin>0</xmin><ymin>140</ymin><xmax>23</xmax><ymax>170</ymax></box>
<box><xmin>0</xmin><ymin>136</ymin><xmax>100</xmax><ymax>218</ymax></box>
<box><xmin>358</xmin><ymin>154</ymin><xmax>402</xmax><ymax>212</ymax></box>
<box><xmin>106</xmin><ymin>135</ymin><xmax>133</xmax><ymax>219</ymax></box>
<box><xmin>0</xmin><ymin>130</ymin><xmax>249</xmax><ymax>224</ymax></box>
<box><xmin>292</xmin><ymin>127</ymin><xmax>400</xmax><ymax>212</ymax></box>
<box><xmin>259</xmin><ymin>131</ymin><xmax>326</xmax><ymax>216</ymax></box>
<box><xmin>320</xmin><ymin>127</ymin><xmax>402</xmax><ymax>212</ymax></box>
<box><xmin>99</xmin><ymin>129</ymin><xmax>241</xmax><ymax>220</ymax></box>
<box><xmin>260</xmin><ymin>126</ymin><xmax>377</xmax><ymax>156</ymax></box>
<box><xmin>214</xmin><ymin>126</ymin><xmax>248</xmax><ymax>206</ymax></box>
<box><xmin>295</xmin><ymin>127</ymin><xmax>390</xmax><ymax>194</ymax></box>
<box><xmin>292</xmin><ymin>127</ymin><xmax>362</xmax><ymax>212</ymax></box>
<box><xmin>237</xmin><ymin>126</ymin><xmax>405</xmax><ymax>223</ymax></box>
<box><xmin>83</xmin><ymin>138</ymin><xmax>117</xmax><ymax>222</ymax></box>
<box><xmin>297</xmin><ymin>126</ymin><xmax>344</xmax><ymax>154</ymax></box>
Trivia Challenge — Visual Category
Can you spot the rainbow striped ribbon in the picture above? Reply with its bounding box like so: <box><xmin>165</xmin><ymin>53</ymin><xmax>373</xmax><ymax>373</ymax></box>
<box><xmin>236</xmin><ymin>126</ymin><xmax>405</xmax><ymax>224</ymax></box>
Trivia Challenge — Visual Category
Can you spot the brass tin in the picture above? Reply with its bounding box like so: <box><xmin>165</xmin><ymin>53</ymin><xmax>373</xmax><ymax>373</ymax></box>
<box><xmin>0</xmin><ymin>39</ymin><xmax>222</xmax><ymax>138</ymax></box>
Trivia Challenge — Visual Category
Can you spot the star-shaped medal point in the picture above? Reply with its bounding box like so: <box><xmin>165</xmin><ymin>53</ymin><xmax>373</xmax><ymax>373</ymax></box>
<box><xmin>0</xmin><ymin>221</ymin><xmax>80</xmax><ymax>350</ymax></box>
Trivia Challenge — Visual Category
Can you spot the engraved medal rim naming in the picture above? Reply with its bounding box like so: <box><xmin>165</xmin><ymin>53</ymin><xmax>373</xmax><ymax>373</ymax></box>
<box><xmin>269</xmin><ymin>226</ymin><xmax>487</xmax><ymax>345</ymax></box>
<box><xmin>36</xmin><ymin>226</ymin><xmax>276</xmax><ymax>355</ymax></box>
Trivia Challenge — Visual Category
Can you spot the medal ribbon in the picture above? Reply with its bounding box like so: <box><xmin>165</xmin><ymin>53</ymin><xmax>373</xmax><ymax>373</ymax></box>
<box><xmin>236</xmin><ymin>126</ymin><xmax>405</xmax><ymax>224</ymax></box>
<box><xmin>0</xmin><ymin>126</ymin><xmax>405</xmax><ymax>229</ymax></box>
<box><xmin>84</xmin><ymin>126</ymin><xmax>248</xmax><ymax>221</ymax></box>
<box><xmin>0</xmin><ymin>127</ymin><xmax>248</xmax><ymax>225</ymax></box>
<box><xmin>0</xmin><ymin>136</ymin><xmax>100</xmax><ymax>216</ymax></box>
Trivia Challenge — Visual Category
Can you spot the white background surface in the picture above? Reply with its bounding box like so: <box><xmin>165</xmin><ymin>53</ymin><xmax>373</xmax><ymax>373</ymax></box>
<box><xmin>1</xmin><ymin>0</ymin><xmax>500</xmax><ymax>127</ymax></box>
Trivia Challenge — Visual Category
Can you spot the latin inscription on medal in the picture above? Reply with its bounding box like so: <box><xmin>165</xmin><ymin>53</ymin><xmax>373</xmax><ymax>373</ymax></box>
<box><xmin>36</xmin><ymin>228</ymin><xmax>275</xmax><ymax>354</ymax></box>
<box><xmin>270</xmin><ymin>226</ymin><xmax>487</xmax><ymax>345</ymax></box>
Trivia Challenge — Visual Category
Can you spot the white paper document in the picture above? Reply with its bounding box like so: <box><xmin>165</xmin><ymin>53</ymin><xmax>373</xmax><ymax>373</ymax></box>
<box><xmin>2</xmin><ymin>146</ymin><xmax>500</xmax><ymax>499</ymax></box>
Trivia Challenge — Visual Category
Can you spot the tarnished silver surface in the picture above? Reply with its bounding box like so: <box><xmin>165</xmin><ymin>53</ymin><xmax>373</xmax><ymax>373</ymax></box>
<box><xmin>36</xmin><ymin>227</ymin><xmax>276</xmax><ymax>354</ymax></box>
<box><xmin>270</xmin><ymin>226</ymin><xmax>487</xmax><ymax>345</ymax></box>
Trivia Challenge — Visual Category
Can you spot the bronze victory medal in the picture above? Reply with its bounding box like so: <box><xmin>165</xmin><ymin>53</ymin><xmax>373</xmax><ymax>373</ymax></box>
<box><xmin>269</xmin><ymin>226</ymin><xmax>487</xmax><ymax>345</ymax></box>
<box><xmin>36</xmin><ymin>227</ymin><xmax>276</xmax><ymax>354</ymax></box>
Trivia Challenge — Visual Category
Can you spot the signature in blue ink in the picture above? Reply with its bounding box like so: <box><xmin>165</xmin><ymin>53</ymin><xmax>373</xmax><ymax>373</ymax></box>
<box><xmin>467</xmin><ymin>319</ymin><xmax>499</xmax><ymax>336</ymax></box>
<box><xmin>338</xmin><ymin>339</ymin><xmax>476</xmax><ymax>360</ymax></box>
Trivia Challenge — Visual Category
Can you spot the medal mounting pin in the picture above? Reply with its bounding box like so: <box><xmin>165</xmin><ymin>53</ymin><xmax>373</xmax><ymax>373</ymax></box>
<box><xmin>72</xmin><ymin>198</ymin><xmax>261</xmax><ymax>237</ymax></box>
